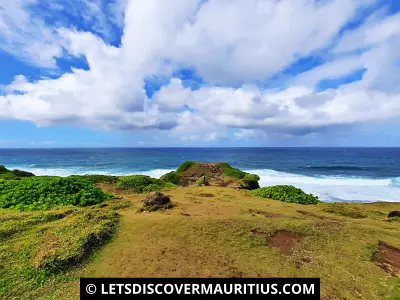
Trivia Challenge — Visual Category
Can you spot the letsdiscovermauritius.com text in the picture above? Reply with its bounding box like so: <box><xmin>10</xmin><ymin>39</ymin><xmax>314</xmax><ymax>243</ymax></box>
<box><xmin>101</xmin><ymin>283</ymin><xmax>315</xmax><ymax>295</ymax></box>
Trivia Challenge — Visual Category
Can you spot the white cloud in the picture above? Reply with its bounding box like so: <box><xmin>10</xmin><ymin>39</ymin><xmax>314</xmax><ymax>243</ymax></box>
<box><xmin>1</xmin><ymin>0</ymin><xmax>400</xmax><ymax>143</ymax></box>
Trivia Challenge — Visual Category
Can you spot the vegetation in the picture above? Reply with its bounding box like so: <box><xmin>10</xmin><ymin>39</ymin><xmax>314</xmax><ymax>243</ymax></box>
<box><xmin>252</xmin><ymin>185</ymin><xmax>320</xmax><ymax>205</ymax></box>
<box><xmin>176</xmin><ymin>161</ymin><xmax>197</xmax><ymax>173</ymax></box>
<box><xmin>160</xmin><ymin>171</ymin><xmax>180</xmax><ymax>184</ymax></box>
<box><xmin>238</xmin><ymin>174</ymin><xmax>260</xmax><ymax>190</ymax></box>
<box><xmin>0</xmin><ymin>165</ymin><xmax>35</xmax><ymax>179</ymax></box>
<box><xmin>323</xmin><ymin>203</ymin><xmax>368</xmax><ymax>219</ymax></box>
<box><xmin>195</xmin><ymin>176</ymin><xmax>207</xmax><ymax>185</ymax></box>
<box><xmin>68</xmin><ymin>174</ymin><xmax>118</xmax><ymax>184</ymax></box>
<box><xmin>0</xmin><ymin>203</ymin><xmax>122</xmax><ymax>299</ymax></box>
<box><xmin>0</xmin><ymin>181</ymin><xmax>399</xmax><ymax>299</ymax></box>
<box><xmin>0</xmin><ymin>177</ymin><xmax>112</xmax><ymax>211</ymax></box>
<box><xmin>116</xmin><ymin>175</ymin><xmax>175</xmax><ymax>193</ymax></box>
<box><xmin>217</xmin><ymin>162</ymin><xmax>247</xmax><ymax>179</ymax></box>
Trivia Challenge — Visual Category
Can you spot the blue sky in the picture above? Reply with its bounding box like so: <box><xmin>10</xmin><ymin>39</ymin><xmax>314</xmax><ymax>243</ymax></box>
<box><xmin>1</xmin><ymin>0</ymin><xmax>400</xmax><ymax>147</ymax></box>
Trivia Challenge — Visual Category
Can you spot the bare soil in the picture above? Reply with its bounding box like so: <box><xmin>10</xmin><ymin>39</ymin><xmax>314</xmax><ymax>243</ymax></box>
<box><xmin>266</xmin><ymin>230</ymin><xmax>304</xmax><ymax>254</ymax></box>
<box><xmin>374</xmin><ymin>241</ymin><xmax>400</xmax><ymax>277</ymax></box>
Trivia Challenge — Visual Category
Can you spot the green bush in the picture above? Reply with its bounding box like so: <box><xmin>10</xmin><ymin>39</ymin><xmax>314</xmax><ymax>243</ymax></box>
<box><xmin>176</xmin><ymin>161</ymin><xmax>196</xmax><ymax>173</ymax></box>
<box><xmin>195</xmin><ymin>176</ymin><xmax>207</xmax><ymax>185</ymax></box>
<box><xmin>252</xmin><ymin>185</ymin><xmax>319</xmax><ymax>205</ymax></box>
<box><xmin>0</xmin><ymin>165</ymin><xmax>9</xmax><ymax>174</ymax></box>
<box><xmin>217</xmin><ymin>163</ymin><xmax>246</xmax><ymax>179</ymax></box>
<box><xmin>117</xmin><ymin>175</ymin><xmax>177</xmax><ymax>193</ymax></box>
<box><xmin>163</xmin><ymin>182</ymin><xmax>177</xmax><ymax>188</ymax></box>
<box><xmin>160</xmin><ymin>171</ymin><xmax>180</xmax><ymax>184</ymax></box>
<box><xmin>0</xmin><ymin>177</ymin><xmax>112</xmax><ymax>211</ymax></box>
<box><xmin>11</xmin><ymin>169</ymin><xmax>35</xmax><ymax>177</ymax></box>
<box><xmin>243</xmin><ymin>174</ymin><xmax>260</xmax><ymax>181</ymax></box>
<box><xmin>142</xmin><ymin>184</ymin><xmax>164</xmax><ymax>193</ymax></box>
<box><xmin>68</xmin><ymin>174</ymin><xmax>118</xmax><ymax>184</ymax></box>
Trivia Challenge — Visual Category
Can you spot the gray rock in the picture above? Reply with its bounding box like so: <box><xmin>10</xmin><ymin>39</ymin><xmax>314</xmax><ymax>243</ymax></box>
<box><xmin>388</xmin><ymin>211</ymin><xmax>400</xmax><ymax>218</ymax></box>
<box><xmin>144</xmin><ymin>191</ymin><xmax>171</xmax><ymax>206</ymax></box>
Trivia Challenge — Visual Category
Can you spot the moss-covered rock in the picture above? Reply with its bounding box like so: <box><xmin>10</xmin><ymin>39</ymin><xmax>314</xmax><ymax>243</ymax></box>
<box><xmin>160</xmin><ymin>171</ymin><xmax>181</xmax><ymax>184</ymax></box>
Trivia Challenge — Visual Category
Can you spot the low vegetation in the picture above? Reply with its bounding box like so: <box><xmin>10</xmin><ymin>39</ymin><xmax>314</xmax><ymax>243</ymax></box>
<box><xmin>195</xmin><ymin>175</ymin><xmax>207</xmax><ymax>185</ymax></box>
<box><xmin>252</xmin><ymin>185</ymin><xmax>320</xmax><ymax>205</ymax></box>
<box><xmin>1</xmin><ymin>163</ymin><xmax>399</xmax><ymax>299</ymax></box>
<box><xmin>176</xmin><ymin>161</ymin><xmax>197</xmax><ymax>173</ymax></box>
<box><xmin>68</xmin><ymin>174</ymin><xmax>118</xmax><ymax>184</ymax></box>
<box><xmin>116</xmin><ymin>175</ymin><xmax>175</xmax><ymax>193</ymax></box>
<box><xmin>0</xmin><ymin>177</ymin><xmax>112</xmax><ymax>211</ymax></box>
<box><xmin>217</xmin><ymin>162</ymin><xmax>247</xmax><ymax>179</ymax></box>
<box><xmin>160</xmin><ymin>171</ymin><xmax>181</xmax><ymax>184</ymax></box>
<box><xmin>0</xmin><ymin>202</ymin><xmax>122</xmax><ymax>299</ymax></box>
<box><xmin>0</xmin><ymin>165</ymin><xmax>35</xmax><ymax>179</ymax></box>
<box><xmin>323</xmin><ymin>203</ymin><xmax>368</xmax><ymax>219</ymax></box>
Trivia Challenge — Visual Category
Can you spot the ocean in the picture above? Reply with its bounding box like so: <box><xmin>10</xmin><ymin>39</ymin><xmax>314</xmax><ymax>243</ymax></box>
<box><xmin>1</xmin><ymin>147</ymin><xmax>400</xmax><ymax>203</ymax></box>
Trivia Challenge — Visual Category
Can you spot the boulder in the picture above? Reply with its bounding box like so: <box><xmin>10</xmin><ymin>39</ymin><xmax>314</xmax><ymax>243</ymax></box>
<box><xmin>144</xmin><ymin>191</ymin><xmax>171</xmax><ymax>206</ymax></box>
<box><xmin>388</xmin><ymin>211</ymin><xmax>400</xmax><ymax>218</ymax></box>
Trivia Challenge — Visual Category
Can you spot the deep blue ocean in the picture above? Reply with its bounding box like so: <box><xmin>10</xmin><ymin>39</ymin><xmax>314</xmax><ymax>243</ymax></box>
<box><xmin>1</xmin><ymin>148</ymin><xmax>400</xmax><ymax>203</ymax></box>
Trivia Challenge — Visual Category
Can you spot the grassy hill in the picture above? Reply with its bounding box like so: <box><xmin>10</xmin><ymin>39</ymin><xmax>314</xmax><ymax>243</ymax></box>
<box><xmin>0</xmin><ymin>163</ymin><xmax>399</xmax><ymax>299</ymax></box>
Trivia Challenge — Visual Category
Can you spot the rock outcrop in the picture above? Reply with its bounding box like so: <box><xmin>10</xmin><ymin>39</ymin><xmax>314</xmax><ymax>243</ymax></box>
<box><xmin>144</xmin><ymin>191</ymin><xmax>171</xmax><ymax>206</ymax></box>
<box><xmin>388</xmin><ymin>211</ymin><xmax>400</xmax><ymax>218</ymax></box>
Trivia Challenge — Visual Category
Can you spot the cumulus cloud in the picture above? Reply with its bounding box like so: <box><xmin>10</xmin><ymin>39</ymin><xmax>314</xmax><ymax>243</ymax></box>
<box><xmin>1</xmin><ymin>0</ymin><xmax>400</xmax><ymax>144</ymax></box>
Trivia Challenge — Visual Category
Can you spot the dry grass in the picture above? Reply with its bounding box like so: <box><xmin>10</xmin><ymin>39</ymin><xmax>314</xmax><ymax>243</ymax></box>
<box><xmin>1</xmin><ymin>185</ymin><xmax>400</xmax><ymax>299</ymax></box>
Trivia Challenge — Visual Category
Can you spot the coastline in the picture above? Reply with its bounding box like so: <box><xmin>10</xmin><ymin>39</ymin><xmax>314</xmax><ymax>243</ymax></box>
<box><xmin>2</xmin><ymin>163</ymin><xmax>399</xmax><ymax>203</ymax></box>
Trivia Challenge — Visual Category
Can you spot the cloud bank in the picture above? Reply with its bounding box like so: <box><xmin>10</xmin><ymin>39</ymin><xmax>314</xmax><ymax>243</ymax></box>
<box><xmin>1</xmin><ymin>0</ymin><xmax>400</xmax><ymax>144</ymax></box>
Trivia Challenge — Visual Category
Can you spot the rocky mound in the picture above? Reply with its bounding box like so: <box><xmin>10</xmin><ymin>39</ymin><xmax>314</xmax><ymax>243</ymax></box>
<box><xmin>160</xmin><ymin>161</ymin><xmax>260</xmax><ymax>190</ymax></box>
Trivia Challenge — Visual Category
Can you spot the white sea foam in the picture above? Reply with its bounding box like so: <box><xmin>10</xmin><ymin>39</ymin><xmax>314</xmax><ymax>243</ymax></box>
<box><xmin>7</xmin><ymin>165</ymin><xmax>400</xmax><ymax>203</ymax></box>
<box><xmin>244</xmin><ymin>169</ymin><xmax>400</xmax><ymax>202</ymax></box>
<box><xmin>14</xmin><ymin>167</ymin><xmax>175</xmax><ymax>178</ymax></box>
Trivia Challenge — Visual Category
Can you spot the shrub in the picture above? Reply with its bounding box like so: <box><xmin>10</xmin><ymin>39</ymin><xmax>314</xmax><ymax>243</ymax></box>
<box><xmin>116</xmin><ymin>175</ymin><xmax>164</xmax><ymax>193</ymax></box>
<box><xmin>68</xmin><ymin>174</ymin><xmax>118</xmax><ymax>184</ymax></box>
<box><xmin>217</xmin><ymin>162</ymin><xmax>246</xmax><ymax>179</ymax></box>
<box><xmin>195</xmin><ymin>176</ymin><xmax>207</xmax><ymax>185</ymax></box>
<box><xmin>176</xmin><ymin>161</ymin><xmax>196</xmax><ymax>173</ymax></box>
<box><xmin>160</xmin><ymin>171</ymin><xmax>180</xmax><ymax>184</ymax></box>
<box><xmin>11</xmin><ymin>169</ymin><xmax>35</xmax><ymax>177</ymax></box>
<box><xmin>0</xmin><ymin>177</ymin><xmax>112</xmax><ymax>211</ymax></box>
<box><xmin>243</xmin><ymin>174</ymin><xmax>260</xmax><ymax>182</ymax></box>
<box><xmin>163</xmin><ymin>182</ymin><xmax>177</xmax><ymax>188</ymax></box>
<box><xmin>252</xmin><ymin>185</ymin><xmax>319</xmax><ymax>205</ymax></box>
<box><xmin>0</xmin><ymin>165</ymin><xmax>9</xmax><ymax>173</ymax></box>
<box><xmin>142</xmin><ymin>184</ymin><xmax>164</xmax><ymax>193</ymax></box>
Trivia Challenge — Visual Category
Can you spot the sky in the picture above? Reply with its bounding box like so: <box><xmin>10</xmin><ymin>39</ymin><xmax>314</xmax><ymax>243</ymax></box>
<box><xmin>0</xmin><ymin>0</ymin><xmax>400</xmax><ymax>148</ymax></box>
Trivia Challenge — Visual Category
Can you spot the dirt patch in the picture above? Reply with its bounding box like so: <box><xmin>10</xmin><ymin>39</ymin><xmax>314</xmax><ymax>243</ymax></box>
<box><xmin>249</xmin><ymin>209</ymin><xmax>282</xmax><ymax>218</ymax></box>
<box><xmin>374</xmin><ymin>241</ymin><xmax>400</xmax><ymax>277</ymax></box>
<box><xmin>266</xmin><ymin>231</ymin><xmax>304</xmax><ymax>254</ymax></box>
<box><xmin>198</xmin><ymin>193</ymin><xmax>215</xmax><ymax>198</ymax></box>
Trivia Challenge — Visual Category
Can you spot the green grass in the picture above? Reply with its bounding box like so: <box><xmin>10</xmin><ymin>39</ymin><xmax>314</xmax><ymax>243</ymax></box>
<box><xmin>68</xmin><ymin>174</ymin><xmax>118</xmax><ymax>184</ymax></box>
<box><xmin>217</xmin><ymin>162</ymin><xmax>247</xmax><ymax>179</ymax></box>
<box><xmin>0</xmin><ymin>177</ymin><xmax>112</xmax><ymax>211</ymax></box>
<box><xmin>323</xmin><ymin>203</ymin><xmax>368</xmax><ymax>219</ymax></box>
<box><xmin>0</xmin><ymin>201</ymin><xmax>124</xmax><ymax>299</ymax></box>
<box><xmin>252</xmin><ymin>185</ymin><xmax>319</xmax><ymax>205</ymax></box>
<box><xmin>195</xmin><ymin>176</ymin><xmax>207</xmax><ymax>185</ymax></box>
<box><xmin>160</xmin><ymin>171</ymin><xmax>181</xmax><ymax>184</ymax></box>
<box><xmin>176</xmin><ymin>161</ymin><xmax>197</xmax><ymax>174</ymax></box>
<box><xmin>116</xmin><ymin>175</ymin><xmax>175</xmax><ymax>193</ymax></box>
